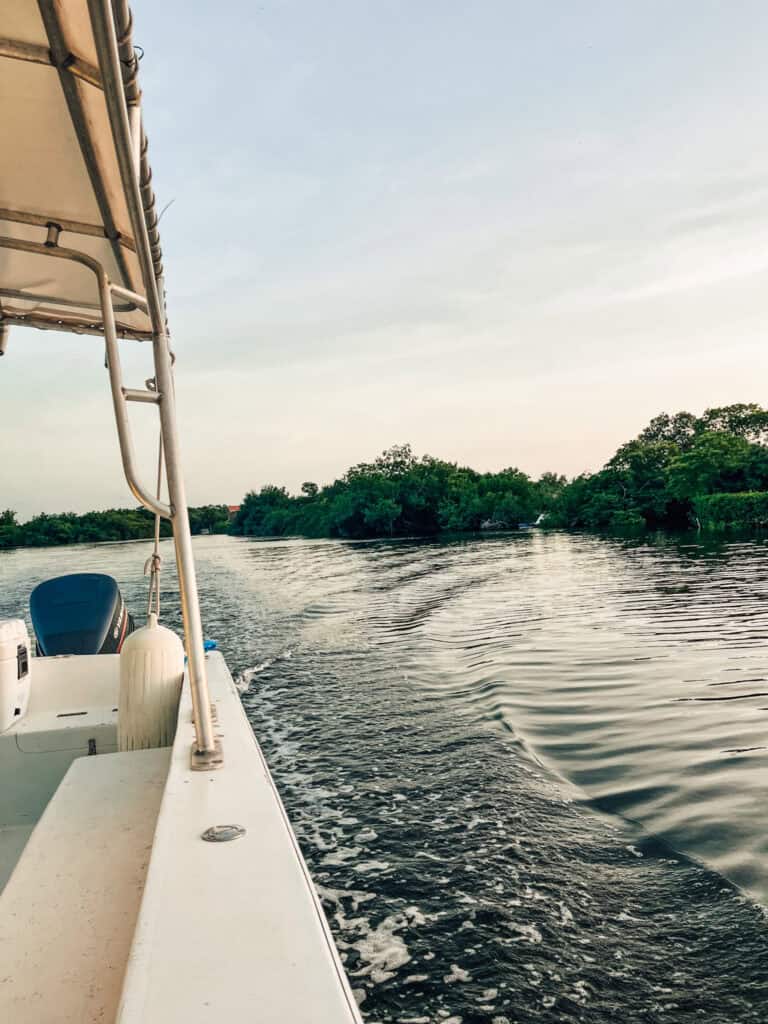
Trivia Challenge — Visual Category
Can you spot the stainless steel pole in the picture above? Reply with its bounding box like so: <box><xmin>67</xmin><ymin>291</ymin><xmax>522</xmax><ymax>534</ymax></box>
<box><xmin>88</xmin><ymin>0</ymin><xmax>218</xmax><ymax>761</ymax></box>
<box><xmin>98</xmin><ymin>275</ymin><xmax>170</xmax><ymax>519</ymax></box>
<box><xmin>152</xmin><ymin>331</ymin><xmax>219</xmax><ymax>759</ymax></box>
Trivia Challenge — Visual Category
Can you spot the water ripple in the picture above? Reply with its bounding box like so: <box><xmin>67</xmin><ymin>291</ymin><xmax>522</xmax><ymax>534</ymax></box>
<box><xmin>2</xmin><ymin>533</ymin><xmax>767</xmax><ymax>1022</ymax></box>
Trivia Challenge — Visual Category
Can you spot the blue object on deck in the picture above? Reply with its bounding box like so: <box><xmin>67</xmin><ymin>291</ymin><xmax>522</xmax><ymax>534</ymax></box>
<box><xmin>204</xmin><ymin>639</ymin><xmax>218</xmax><ymax>651</ymax></box>
<box><xmin>30</xmin><ymin>573</ymin><xmax>134</xmax><ymax>656</ymax></box>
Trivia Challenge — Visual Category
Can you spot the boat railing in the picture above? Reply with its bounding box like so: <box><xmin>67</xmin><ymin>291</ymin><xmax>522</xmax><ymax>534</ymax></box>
<box><xmin>0</xmin><ymin>0</ymin><xmax>220</xmax><ymax>767</ymax></box>
<box><xmin>0</xmin><ymin>231</ymin><xmax>219</xmax><ymax>766</ymax></box>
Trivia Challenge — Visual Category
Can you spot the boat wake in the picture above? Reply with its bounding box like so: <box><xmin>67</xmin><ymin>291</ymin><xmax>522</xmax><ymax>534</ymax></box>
<box><xmin>4</xmin><ymin>535</ymin><xmax>768</xmax><ymax>1022</ymax></box>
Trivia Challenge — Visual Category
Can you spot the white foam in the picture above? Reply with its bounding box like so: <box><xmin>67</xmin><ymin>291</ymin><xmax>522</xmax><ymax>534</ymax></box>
<box><xmin>443</xmin><ymin>964</ymin><xmax>472</xmax><ymax>984</ymax></box>
<box><xmin>354</xmin><ymin>826</ymin><xmax>378</xmax><ymax>842</ymax></box>
<box><xmin>507</xmin><ymin>921</ymin><xmax>543</xmax><ymax>944</ymax></box>
<box><xmin>354</xmin><ymin>859</ymin><xmax>391</xmax><ymax>873</ymax></box>
<box><xmin>571</xmin><ymin>979</ymin><xmax>591</xmax><ymax>1004</ymax></box>
<box><xmin>351</xmin><ymin>912</ymin><xmax>412</xmax><ymax>984</ymax></box>
<box><xmin>558</xmin><ymin>901</ymin><xmax>574</xmax><ymax>925</ymax></box>
<box><xmin>321</xmin><ymin>845</ymin><xmax>361</xmax><ymax>866</ymax></box>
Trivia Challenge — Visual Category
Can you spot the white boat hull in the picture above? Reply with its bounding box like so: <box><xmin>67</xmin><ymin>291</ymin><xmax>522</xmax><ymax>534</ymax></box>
<box><xmin>0</xmin><ymin>651</ymin><xmax>361</xmax><ymax>1023</ymax></box>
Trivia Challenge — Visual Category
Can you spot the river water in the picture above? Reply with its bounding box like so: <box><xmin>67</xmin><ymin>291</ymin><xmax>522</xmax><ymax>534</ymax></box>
<box><xmin>1</xmin><ymin>532</ymin><xmax>767</xmax><ymax>1022</ymax></box>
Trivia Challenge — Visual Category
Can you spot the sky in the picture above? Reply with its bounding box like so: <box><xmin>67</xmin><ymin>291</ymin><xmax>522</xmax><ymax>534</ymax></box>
<box><xmin>4</xmin><ymin>1</ymin><xmax>768</xmax><ymax>517</ymax></box>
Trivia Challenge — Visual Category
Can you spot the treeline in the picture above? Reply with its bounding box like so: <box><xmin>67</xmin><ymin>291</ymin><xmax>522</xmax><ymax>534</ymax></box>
<box><xmin>232</xmin><ymin>444</ymin><xmax>564</xmax><ymax>539</ymax></box>
<box><xmin>550</xmin><ymin>404</ymin><xmax>768</xmax><ymax>531</ymax></box>
<box><xmin>232</xmin><ymin>404</ymin><xmax>768</xmax><ymax>539</ymax></box>
<box><xmin>0</xmin><ymin>505</ymin><xmax>230</xmax><ymax>550</ymax></box>
<box><xmin>5</xmin><ymin>404</ymin><xmax>768</xmax><ymax>549</ymax></box>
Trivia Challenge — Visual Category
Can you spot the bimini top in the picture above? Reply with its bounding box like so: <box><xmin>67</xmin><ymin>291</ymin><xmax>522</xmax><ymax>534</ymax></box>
<box><xmin>0</xmin><ymin>1</ymin><xmax>163</xmax><ymax>340</ymax></box>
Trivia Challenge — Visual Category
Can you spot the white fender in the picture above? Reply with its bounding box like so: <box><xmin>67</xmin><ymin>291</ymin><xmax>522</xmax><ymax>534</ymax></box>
<box><xmin>118</xmin><ymin>613</ymin><xmax>184</xmax><ymax>751</ymax></box>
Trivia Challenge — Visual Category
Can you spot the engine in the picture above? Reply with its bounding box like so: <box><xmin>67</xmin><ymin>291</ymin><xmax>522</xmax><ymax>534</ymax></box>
<box><xmin>30</xmin><ymin>573</ymin><xmax>135</xmax><ymax>657</ymax></box>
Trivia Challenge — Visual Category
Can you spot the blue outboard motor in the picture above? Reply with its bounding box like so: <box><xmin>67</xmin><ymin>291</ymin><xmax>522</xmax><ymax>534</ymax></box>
<box><xmin>30</xmin><ymin>573</ymin><xmax>135</xmax><ymax>656</ymax></box>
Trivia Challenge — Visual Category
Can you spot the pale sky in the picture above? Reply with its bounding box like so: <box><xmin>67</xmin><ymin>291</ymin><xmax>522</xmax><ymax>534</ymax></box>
<box><xmin>4</xmin><ymin>1</ymin><xmax>768</xmax><ymax>518</ymax></box>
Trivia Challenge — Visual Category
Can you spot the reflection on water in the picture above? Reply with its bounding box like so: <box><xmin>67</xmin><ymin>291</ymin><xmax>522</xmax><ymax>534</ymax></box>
<box><xmin>379</xmin><ymin>530</ymin><xmax>768</xmax><ymax>904</ymax></box>
<box><xmin>1</xmin><ymin>532</ymin><xmax>767</xmax><ymax>1023</ymax></box>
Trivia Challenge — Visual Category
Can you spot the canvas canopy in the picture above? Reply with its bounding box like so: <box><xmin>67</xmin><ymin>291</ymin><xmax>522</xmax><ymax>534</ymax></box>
<box><xmin>0</xmin><ymin>1</ymin><xmax>161</xmax><ymax>340</ymax></box>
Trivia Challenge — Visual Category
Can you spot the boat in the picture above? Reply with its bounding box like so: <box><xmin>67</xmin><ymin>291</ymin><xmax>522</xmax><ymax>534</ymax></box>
<box><xmin>0</xmin><ymin>4</ymin><xmax>362</xmax><ymax>1021</ymax></box>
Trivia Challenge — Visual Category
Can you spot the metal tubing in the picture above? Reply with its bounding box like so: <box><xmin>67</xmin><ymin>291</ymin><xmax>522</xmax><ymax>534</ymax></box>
<box><xmin>128</xmin><ymin>105</ymin><xmax>142</xmax><ymax>182</ymax></box>
<box><xmin>152</xmin><ymin>325</ymin><xmax>217</xmax><ymax>756</ymax></box>
<box><xmin>44</xmin><ymin>223</ymin><xmax>62</xmax><ymax>248</ymax></box>
<box><xmin>110</xmin><ymin>282</ymin><xmax>148</xmax><ymax>311</ymax></box>
<box><xmin>88</xmin><ymin>0</ymin><xmax>216</xmax><ymax>757</ymax></box>
<box><xmin>0</xmin><ymin>287</ymin><xmax>134</xmax><ymax>314</ymax></box>
<box><xmin>0</xmin><ymin>234</ymin><xmax>171</xmax><ymax>514</ymax></box>
<box><xmin>0</xmin><ymin>206</ymin><xmax>137</xmax><ymax>251</ymax></box>
<box><xmin>97</xmin><ymin>272</ymin><xmax>171</xmax><ymax>519</ymax></box>
<box><xmin>0</xmin><ymin>36</ymin><xmax>101</xmax><ymax>87</ymax></box>
<box><xmin>87</xmin><ymin>0</ymin><xmax>163</xmax><ymax>332</ymax></box>
<box><xmin>37</xmin><ymin>1</ymin><xmax>135</xmax><ymax>293</ymax></box>
<box><xmin>122</xmin><ymin>386</ymin><xmax>160</xmax><ymax>404</ymax></box>
<box><xmin>0</xmin><ymin>311</ymin><xmax>151</xmax><ymax>340</ymax></box>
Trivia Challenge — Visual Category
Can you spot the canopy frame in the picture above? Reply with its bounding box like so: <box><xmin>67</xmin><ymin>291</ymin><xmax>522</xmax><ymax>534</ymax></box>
<box><xmin>0</xmin><ymin>1</ymin><xmax>219</xmax><ymax>767</ymax></box>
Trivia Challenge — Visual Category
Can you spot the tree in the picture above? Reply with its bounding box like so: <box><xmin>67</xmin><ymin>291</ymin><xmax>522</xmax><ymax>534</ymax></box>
<box><xmin>546</xmin><ymin>405</ymin><xmax>768</xmax><ymax>531</ymax></box>
<box><xmin>698</xmin><ymin>403</ymin><xmax>768</xmax><ymax>443</ymax></box>
<box><xmin>232</xmin><ymin>486</ymin><xmax>293</xmax><ymax>536</ymax></box>
<box><xmin>0</xmin><ymin>510</ymin><xmax>19</xmax><ymax>549</ymax></box>
<box><xmin>666</xmin><ymin>432</ymin><xmax>752</xmax><ymax>501</ymax></box>
<box><xmin>364</xmin><ymin>498</ymin><xmax>401</xmax><ymax>536</ymax></box>
<box><xmin>187</xmin><ymin>505</ymin><xmax>230</xmax><ymax>535</ymax></box>
<box><xmin>373</xmin><ymin>444</ymin><xmax>416</xmax><ymax>478</ymax></box>
<box><xmin>536</xmin><ymin>473</ymin><xmax>567</xmax><ymax>509</ymax></box>
<box><xmin>637</xmin><ymin>411</ymin><xmax>698</xmax><ymax>449</ymax></box>
<box><xmin>607</xmin><ymin>439</ymin><xmax>679</xmax><ymax>525</ymax></box>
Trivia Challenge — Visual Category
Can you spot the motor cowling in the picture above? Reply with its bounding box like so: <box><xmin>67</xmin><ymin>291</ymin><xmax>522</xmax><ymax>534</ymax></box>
<box><xmin>30</xmin><ymin>573</ymin><xmax>134</xmax><ymax>656</ymax></box>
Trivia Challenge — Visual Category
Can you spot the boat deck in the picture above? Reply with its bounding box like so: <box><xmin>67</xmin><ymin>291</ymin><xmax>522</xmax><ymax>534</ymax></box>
<box><xmin>0</xmin><ymin>747</ymin><xmax>169</xmax><ymax>1023</ymax></box>
<box><xmin>0</xmin><ymin>654</ymin><xmax>121</xmax><ymax>894</ymax></box>
<box><xmin>0</xmin><ymin>651</ymin><xmax>361</xmax><ymax>1023</ymax></box>
<box><xmin>0</xmin><ymin>825</ymin><xmax>34</xmax><ymax>892</ymax></box>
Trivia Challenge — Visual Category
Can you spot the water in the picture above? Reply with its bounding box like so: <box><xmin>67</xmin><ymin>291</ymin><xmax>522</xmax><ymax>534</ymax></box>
<box><xmin>2</xmin><ymin>532</ymin><xmax>767</xmax><ymax>1023</ymax></box>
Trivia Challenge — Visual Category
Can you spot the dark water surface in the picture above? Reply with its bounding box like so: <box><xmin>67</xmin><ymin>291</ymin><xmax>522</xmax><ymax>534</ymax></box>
<box><xmin>2</xmin><ymin>532</ymin><xmax>767</xmax><ymax>1023</ymax></box>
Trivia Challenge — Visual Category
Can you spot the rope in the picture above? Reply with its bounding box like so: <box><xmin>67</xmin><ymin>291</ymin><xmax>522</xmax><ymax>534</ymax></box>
<box><xmin>144</xmin><ymin>379</ymin><xmax>164</xmax><ymax>619</ymax></box>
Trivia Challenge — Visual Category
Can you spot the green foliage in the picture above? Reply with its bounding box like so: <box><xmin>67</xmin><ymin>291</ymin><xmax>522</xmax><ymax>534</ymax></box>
<box><xmin>636</xmin><ymin>411</ymin><xmax>699</xmax><ymax>449</ymax></box>
<box><xmin>698</xmin><ymin>403</ymin><xmax>768</xmax><ymax>443</ymax></box>
<box><xmin>666</xmin><ymin>432</ymin><xmax>752</xmax><ymax>501</ymax></box>
<box><xmin>547</xmin><ymin>403</ymin><xmax>768</xmax><ymax>532</ymax></box>
<box><xmin>0</xmin><ymin>505</ymin><xmax>230</xmax><ymax>550</ymax></box>
<box><xmin>187</xmin><ymin>505</ymin><xmax>231</xmax><ymax>535</ymax></box>
<box><xmin>609</xmin><ymin>510</ymin><xmax>646</xmax><ymax>531</ymax></box>
<box><xmin>232</xmin><ymin>406</ymin><xmax>768</xmax><ymax>540</ymax></box>
<box><xmin>230</xmin><ymin>486</ymin><xmax>293</xmax><ymax>537</ymax></box>
<box><xmin>234</xmin><ymin>445</ymin><xmax>548</xmax><ymax>540</ymax></box>
<box><xmin>695</xmin><ymin>492</ymin><xmax>768</xmax><ymax>530</ymax></box>
<box><xmin>0</xmin><ymin>510</ymin><xmax>20</xmax><ymax>550</ymax></box>
<box><xmin>8</xmin><ymin>403</ymin><xmax>768</xmax><ymax>549</ymax></box>
<box><xmin>536</xmin><ymin>472</ymin><xmax>568</xmax><ymax>509</ymax></box>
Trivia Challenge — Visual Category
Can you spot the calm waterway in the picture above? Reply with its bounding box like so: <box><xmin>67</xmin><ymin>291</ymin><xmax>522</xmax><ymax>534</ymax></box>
<box><xmin>1</xmin><ymin>531</ymin><xmax>767</xmax><ymax>1023</ymax></box>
